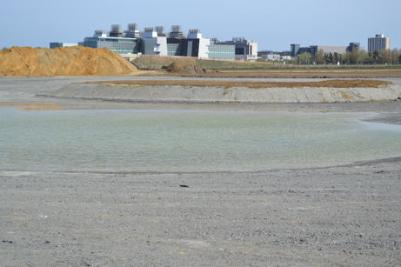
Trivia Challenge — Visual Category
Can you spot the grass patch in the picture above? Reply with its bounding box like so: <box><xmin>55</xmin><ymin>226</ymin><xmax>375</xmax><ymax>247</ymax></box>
<box><xmin>133</xmin><ymin>56</ymin><xmax>401</xmax><ymax>78</ymax></box>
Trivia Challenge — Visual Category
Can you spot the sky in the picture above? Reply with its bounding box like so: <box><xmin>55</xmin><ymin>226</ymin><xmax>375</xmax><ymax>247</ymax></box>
<box><xmin>1</xmin><ymin>0</ymin><xmax>400</xmax><ymax>51</ymax></box>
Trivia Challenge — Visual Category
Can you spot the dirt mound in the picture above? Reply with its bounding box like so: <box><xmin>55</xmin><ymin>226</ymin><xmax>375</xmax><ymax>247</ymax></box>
<box><xmin>165</xmin><ymin>61</ymin><xmax>207</xmax><ymax>75</ymax></box>
<box><xmin>132</xmin><ymin>55</ymin><xmax>195</xmax><ymax>70</ymax></box>
<box><xmin>0</xmin><ymin>46</ymin><xmax>137</xmax><ymax>76</ymax></box>
<box><xmin>132</xmin><ymin>55</ymin><xmax>207</xmax><ymax>75</ymax></box>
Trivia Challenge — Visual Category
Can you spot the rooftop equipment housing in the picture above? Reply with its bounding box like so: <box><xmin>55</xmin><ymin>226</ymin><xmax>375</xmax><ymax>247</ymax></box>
<box><xmin>155</xmin><ymin>26</ymin><xmax>165</xmax><ymax>37</ymax></box>
<box><xmin>110</xmin><ymin>24</ymin><xmax>123</xmax><ymax>37</ymax></box>
<box><xmin>169</xmin><ymin>25</ymin><xmax>185</xmax><ymax>38</ymax></box>
<box><xmin>126</xmin><ymin>23</ymin><xmax>140</xmax><ymax>38</ymax></box>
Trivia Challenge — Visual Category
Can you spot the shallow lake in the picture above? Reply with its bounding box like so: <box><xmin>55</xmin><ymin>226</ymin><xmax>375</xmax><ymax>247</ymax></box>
<box><xmin>1</xmin><ymin>108</ymin><xmax>401</xmax><ymax>172</ymax></box>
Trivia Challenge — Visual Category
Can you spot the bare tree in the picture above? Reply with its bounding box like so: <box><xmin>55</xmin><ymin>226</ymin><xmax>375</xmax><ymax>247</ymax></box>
<box><xmin>316</xmin><ymin>49</ymin><xmax>325</xmax><ymax>65</ymax></box>
<box><xmin>297</xmin><ymin>52</ymin><xmax>313</xmax><ymax>65</ymax></box>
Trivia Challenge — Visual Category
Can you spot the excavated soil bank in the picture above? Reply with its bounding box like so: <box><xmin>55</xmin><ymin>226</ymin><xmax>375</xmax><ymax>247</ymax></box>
<box><xmin>44</xmin><ymin>78</ymin><xmax>400</xmax><ymax>104</ymax></box>
<box><xmin>101</xmin><ymin>79</ymin><xmax>390</xmax><ymax>89</ymax></box>
<box><xmin>165</xmin><ymin>61</ymin><xmax>207</xmax><ymax>75</ymax></box>
<box><xmin>0</xmin><ymin>47</ymin><xmax>137</xmax><ymax>77</ymax></box>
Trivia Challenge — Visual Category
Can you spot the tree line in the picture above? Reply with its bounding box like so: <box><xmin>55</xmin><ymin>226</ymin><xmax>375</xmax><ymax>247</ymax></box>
<box><xmin>295</xmin><ymin>49</ymin><xmax>401</xmax><ymax>65</ymax></box>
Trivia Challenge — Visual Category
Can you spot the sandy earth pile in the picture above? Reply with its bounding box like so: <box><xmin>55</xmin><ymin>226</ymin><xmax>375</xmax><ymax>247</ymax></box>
<box><xmin>0</xmin><ymin>46</ymin><xmax>137</xmax><ymax>76</ymax></box>
<box><xmin>132</xmin><ymin>55</ymin><xmax>196</xmax><ymax>70</ymax></box>
<box><xmin>133</xmin><ymin>55</ymin><xmax>208</xmax><ymax>74</ymax></box>
<box><xmin>165</xmin><ymin>61</ymin><xmax>207</xmax><ymax>75</ymax></box>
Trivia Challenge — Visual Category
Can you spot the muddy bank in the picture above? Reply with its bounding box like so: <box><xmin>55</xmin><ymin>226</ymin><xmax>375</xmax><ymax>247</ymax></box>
<box><xmin>44</xmin><ymin>80</ymin><xmax>401</xmax><ymax>103</ymax></box>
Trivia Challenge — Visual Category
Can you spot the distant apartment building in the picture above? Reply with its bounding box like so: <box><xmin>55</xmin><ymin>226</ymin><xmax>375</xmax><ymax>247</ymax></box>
<box><xmin>368</xmin><ymin>34</ymin><xmax>391</xmax><ymax>53</ymax></box>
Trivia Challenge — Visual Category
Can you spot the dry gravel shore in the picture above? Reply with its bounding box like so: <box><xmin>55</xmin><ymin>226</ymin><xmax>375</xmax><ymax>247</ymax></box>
<box><xmin>1</xmin><ymin>158</ymin><xmax>401</xmax><ymax>266</ymax></box>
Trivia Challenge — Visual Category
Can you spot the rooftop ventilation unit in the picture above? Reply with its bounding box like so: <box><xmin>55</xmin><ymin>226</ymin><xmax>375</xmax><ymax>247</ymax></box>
<box><xmin>94</xmin><ymin>30</ymin><xmax>106</xmax><ymax>37</ymax></box>
<box><xmin>155</xmin><ymin>26</ymin><xmax>165</xmax><ymax>36</ymax></box>
<box><xmin>169</xmin><ymin>25</ymin><xmax>185</xmax><ymax>38</ymax></box>
<box><xmin>188</xmin><ymin>29</ymin><xmax>202</xmax><ymax>39</ymax></box>
<box><xmin>126</xmin><ymin>23</ymin><xmax>140</xmax><ymax>38</ymax></box>
<box><xmin>143</xmin><ymin>27</ymin><xmax>157</xmax><ymax>38</ymax></box>
<box><xmin>128</xmin><ymin>23</ymin><xmax>138</xmax><ymax>32</ymax></box>
<box><xmin>171</xmin><ymin>25</ymin><xmax>181</xmax><ymax>33</ymax></box>
<box><xmin>189</xmin><ymin>29</ymin><xmax>200</xmax><ymax>34</ymax></box>
<box><xmin>110</xmin><ymin>24</ymin><xmax>123</xmax><ymax>37</ymax></box>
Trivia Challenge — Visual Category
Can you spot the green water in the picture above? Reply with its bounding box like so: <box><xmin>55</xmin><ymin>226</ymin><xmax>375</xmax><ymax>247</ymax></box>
<box><xmin>1</xmin><ymin>109</ymin><xmax>401</xmax><ymax>172</ymax></box>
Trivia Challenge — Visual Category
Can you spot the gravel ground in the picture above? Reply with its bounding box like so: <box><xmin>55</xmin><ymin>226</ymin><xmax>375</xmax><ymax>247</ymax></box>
<box><xmin>1</xmin><ymin>159</ymin><xmax>401</xmax><ymax>266</ymax></box>
<box><xmin>1</xmin><ymin>77</ymin><xmax>401</xmax><ymax>266</ymax></box>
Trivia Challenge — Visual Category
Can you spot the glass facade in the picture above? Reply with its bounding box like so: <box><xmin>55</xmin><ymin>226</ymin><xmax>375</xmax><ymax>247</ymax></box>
<box><xmin>143</xmin><ymin>39</ymin><xmax>158</xmax><ymax>55</ymax></box>
<box><xmin>83</xmin><ymin>37</ymin><xmax>138</xmax><ymax>54</ymax></box>
<box><xmin>167</xmin><ymin>43</ymin><xmax>181</xmax><ymax>56</ymax></box>
<box><xmin>167</xmin><ymin>38</ymin><xmax>189</xmax><ymax>56</ymax></box>
<box><xmin>208</xmin><ymin>43</ymin><xmax>235</xmax><ymax>60</ymax></box>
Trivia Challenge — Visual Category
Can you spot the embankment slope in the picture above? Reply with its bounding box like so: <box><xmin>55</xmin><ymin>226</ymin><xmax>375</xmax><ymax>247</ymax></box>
<box><xmin>44</xmin><ymin>79</ymin><xmax>401</xmax><ymax>103</ymax></box>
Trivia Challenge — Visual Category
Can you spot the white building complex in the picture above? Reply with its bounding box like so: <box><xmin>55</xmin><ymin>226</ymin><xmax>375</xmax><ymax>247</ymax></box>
<box><xmin>187</xmin><ymin>29</ymin><xmax>210</xmax><ymax>59</ymax></box>
<box><xmin>142</xmin><ymin>27</ymin><xmax>168</xmax><ymax>56</ymax></box>
<box><xmin>51</xmin><ymin>23</ymin><xmax>258</xmax><ymax>61</ymax></box>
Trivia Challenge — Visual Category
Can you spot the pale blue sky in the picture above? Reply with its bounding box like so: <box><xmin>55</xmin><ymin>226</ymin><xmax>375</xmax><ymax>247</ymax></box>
<box><xmin>0</xmin><ymin>0</ymin><xmax>400</xmax><ymax>51</ymax></box>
